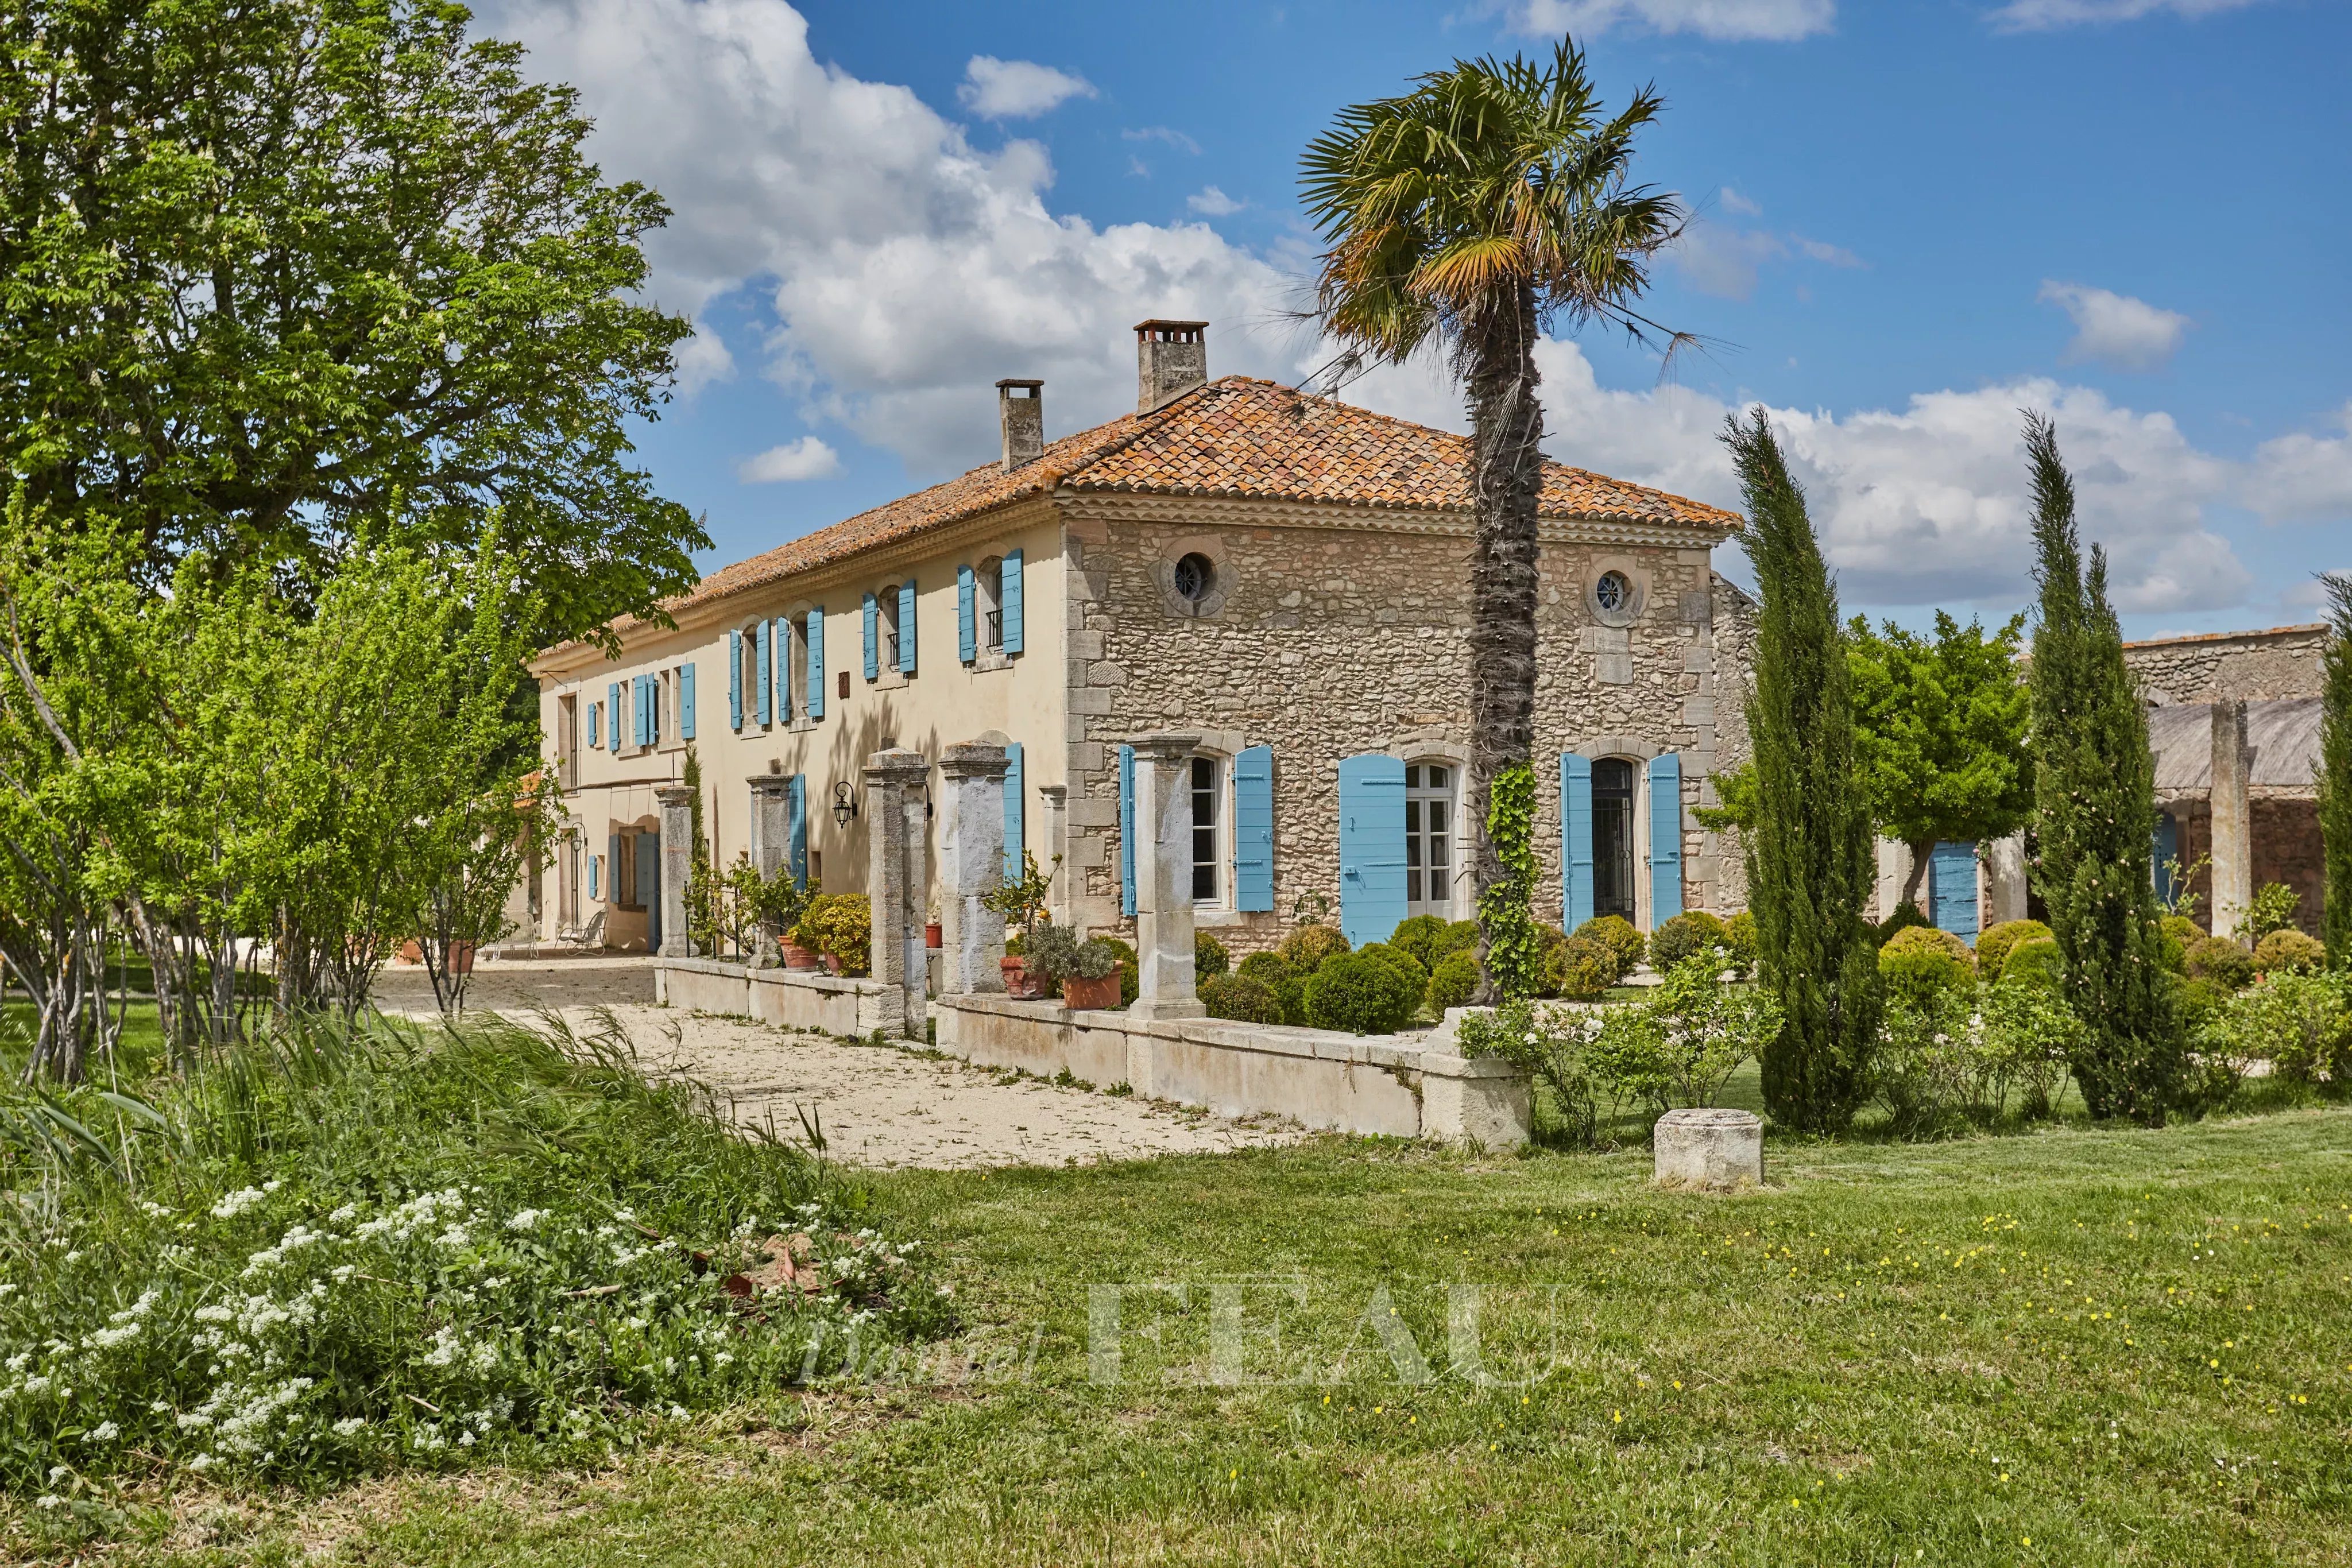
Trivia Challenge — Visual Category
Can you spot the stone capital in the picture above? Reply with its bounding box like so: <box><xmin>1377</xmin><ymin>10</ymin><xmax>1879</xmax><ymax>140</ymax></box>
<box><xmin>1128</xmin><ymin>730</ymin><xmax>1202</xmax><ymax>764</ymax></box>
<box><xmin>746</xmin><ymin>773</ymin><xmax>793</xmax><ymax>797</ymax></box>
<box><xmin>653</xmin><ymin>784</ymin><xmax>696</xmax><ymax>807</ymax></box>
<box><xmin>862</xmin><ymin>746</ymin><xmax>931</xmax><ymax>786</ymax></box>
<box><xmin>938</xmin><ymin>742</ymin><xmax>1011</xmax><ymax>782</ymax></box>
<box><xmin>1035</xmin><ymin>782</ymin><xmax>1068</xmax><ymax>803</ymax></box>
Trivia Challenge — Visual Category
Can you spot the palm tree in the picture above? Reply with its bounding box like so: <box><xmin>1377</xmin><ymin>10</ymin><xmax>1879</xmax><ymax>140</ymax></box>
<box><xmin>1301</xmin><ymin>40</ymin><xmax>1686</xmax><ymax>981</ymax></box>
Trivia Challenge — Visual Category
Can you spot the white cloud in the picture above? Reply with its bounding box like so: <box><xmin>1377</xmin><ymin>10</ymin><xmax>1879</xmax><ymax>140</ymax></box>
<box><xmin>1989</xmin><ymin>0</ymin><xmax>2268</xmax><ymax>29</ymax></box>
<box><xmin>1508</xmin><ymin>0</ymin><xmax>1835</xmax><ymax>40</ymax></box>
<box><xmin>1718</xmin><ymin>185</ymin><xmax>1764</xmax><ymax>217</ymax></box>
<box><xmin>2245</xmin><ymin>404</ymin><xmax>2352</xmax><ymax>523</ymax></box>
<box><xmin>1792</xmin><ymin>235</ymin><xmax>1862</xmax><ymax>267</ymax></box>
<box><xmin>955</xmin><ymin>56</ymin><xmax>1096</xmax><ymax>120</ymax></box>
<box><xmin>2038</xmin><ymin>281</ymin><xmax>2192</xmax><ymax>371</ymax></box>
<box><xmin>1342</xmin><ymin>344</ymin><xmax>2257</xmax><ymax>613</ymax></box>
<box><xmin>1672</xmin><ymin>221</ymin><xmax>1859</xmax><ymax>300</ymax></box>
<box><xmin>736</xmin><ymin>435</ymin><xmax>842</xmax><ymax>482</ymax></box>
<box><xmin>479</xmin><ymin>0</ymin><xmax>1291</xmax><ymax>470</ymax></box>
<box><xmin>1187</xmin><ymin>186</ymin><xmax>1244</xmax><ymax>216</ymax></box>
<box><xmin>1123</xmin><ymin>126</ymin><xmax>1201</xmax><ymax>155</ymax></box>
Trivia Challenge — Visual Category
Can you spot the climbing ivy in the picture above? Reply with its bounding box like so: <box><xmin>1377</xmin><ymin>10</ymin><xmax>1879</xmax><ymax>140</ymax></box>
<box><xmin>1478</xmin><ymin>761</ymin><xmax>1543</xmax><ymax>1001</ymax></box>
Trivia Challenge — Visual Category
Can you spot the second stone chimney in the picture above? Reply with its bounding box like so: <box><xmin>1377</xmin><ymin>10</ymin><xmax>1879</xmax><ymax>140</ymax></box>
<box><xmin>996</xmin><ymin>379</ymin><xmax>1043</xmax><ymax>471</ymax></box>
<box><xmin>1135</xmin><ymin>320</ymin><xmax>1208</xmax><ymax>413</ymax></box>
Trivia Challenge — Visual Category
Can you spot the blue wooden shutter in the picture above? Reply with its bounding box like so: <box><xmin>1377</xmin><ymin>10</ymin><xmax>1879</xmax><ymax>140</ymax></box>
<box><xmin>1000</xmin><ymin>549</ymin><xmax>1024</xmax><ymax>654</ymax></box>
<box><xmin>1647</xmin><ymin>753</ymin><xmax>1684</xmax><ymax>926</ymax></box>
<box><xmin>1932</xmin><ymin>841</ymin><xmax>1980</xmax><ymax>944</ymax></box>
<box><xmin>2153</xmin><ymin>812</ymin><xmax>2179</xmax><ymax>905</ymax></box>
<box><xmin>788</xmin><ymin>775</ymin><xmax>807</xmax><ymax>890</ymax></box>
<box><xmin>1002</xmin><ymin>742</ymin><xmax>1026</xmax><ymax>882</ymax></box>
<box><xmin>862</xmin><ymin>591</ymin><xmax>879</xmax><ymax>681</ymax></box>
<box><xmin>753</xmin><ymin>619</ymin><xmax>771</xmax><ymax>726</ymax></box>
<box><xmin>898</xmin><ymin>580</ymin><xmax>917</xmax><ymax>673</ymax></box>
<box><xmin>807</xmin><ymin>607</ymin><xmax>825</xmax><ymax>715</ymax></box>
<box><xmin>606</xmin><ymin>833</ymin><xmax>620</xmax><ymax>899</ymax></box>
<box><xmin>1233</xmin><ymin>745</ymin><xmax>1274</xmax><ymax>912</ymax></box>
<box><xmin>728</xmin><ymin>632</ymin><xmax>744</xmax><ymax>730</ymax></box>
<box><xmin>637</xmin><ymin>832</ymin><xmax>662</xmax><ymax>946</ymax></box>
<box><xmin>641</xmin><ymin>675</ymin><xmax>655</xmax><ymax>747</ymax></box>
<box><xmin>1119</xmin><ymin>744</ymin><xmax>1136</xmax><ymax>917</ymax></box>
<box><xmin>1338</xmin><ymin>753</ymin><xmax>1407</xmax><ymax>948</ymax></box>
<box><xmin>773</xmin><ymin>617</ymin><xmax>791</xmax><ymax>721</ymax></box>
<box><xmin>958</xmin><ymin>564</ymin><xmax>977</xmax><ymax>661</ymax></box>
<box><xmin>1560</xmin><ymin>754</ymin><xmax>1595</xmax><ymax>931</ymax></box>
<box><xmin>680</xmin><ymin>663</ymin><xmax>695</xmax><ymax>739</ymax></box>
<box><xmin>608</xmin><ymin>683</ymin><xmax>622</xmax><ymax>752</ymax></box>
<box><xmin>588</xmin><ymin>702</ymin><xmax>601</xmax><ymax>750</ymax></box>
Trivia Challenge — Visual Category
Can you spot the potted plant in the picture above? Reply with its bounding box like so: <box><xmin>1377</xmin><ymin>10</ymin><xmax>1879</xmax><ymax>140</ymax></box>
<box><xmin>925</xmin><ymin>889</ymin><xmax>943</xmax><ymax>951</ymax></box>
<box><xmin>1020</xmin><ymin>923</ymin><xmax>1080</xmax><ymax>1002</ymax></box>
<box><xmin>1061</xmin><ymin>936</ymin><xmax>1123</xmax><ymax>1011</ymax></box>
<box><xmin>981</xmin><ymin>850</ymin><xmax>1060</xmax><ymax>998</ymax></box>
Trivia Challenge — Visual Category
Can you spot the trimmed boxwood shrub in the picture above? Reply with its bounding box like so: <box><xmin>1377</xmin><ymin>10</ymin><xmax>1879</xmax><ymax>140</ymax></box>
<box><xmin>1879</xmin><ymin>924</ymin><xmax>1975</xmax><ymax>1009</ymax></box>
<box><xmin>1876</xmin><ymin>899</ymin><xmax>1932</xmax><ymax>942</ymax></box>
<box><xmin>1426</xmin><ymin>950</ymin><xmax>1480</xmax><ymax>1012</ymax></box>
<box><xmin>2002</xmin><ymin>937</ymin><xmax>2063</xmax><ymax>992</ymax></box>
<box><xmin>1723</xmin><ymin>911</ymin><xmax>1758</xmax><ymax>975</ymax></box>
<box><xmin>1976</xmin><ymin>919</ymin><xmax>2052</xmax><ymax>985</ymax></box>
<box><xmin>1387</xmin><ymin>914</ymin><xmax>1450</xmax><ymax>971</ymax></box>
<box><xmin>2254</xmin><ymin>928</ymin><xmax>2327</xmax><ymax>975</ymax></box>
<box><xmin>2184</xmin><ymin>935</ymin><xmax>2254</xmax><ymax>990</ymax></box>
<box><xmin>1358</xmin><ymin>942</ymin><xmax>1430</xmax><ymax>1001</ymax></box>
<box><xmin>1236</xmin><ymin>951</ymin><xmax>1293</xmax><ymax>986</ymax></box>
<box><xmin>1194</xmin><ymin>930</ymin><xmax>1230</xmax><ymax>978</ymax></box>
<box><xmin>1547</xmin><ymin>934</ymin><xmax>1616</xmax><ymax>1002</ymax></box>
<box><xmin>1279</xmin><ymin>923</ymin><xmax>1351</xmax><ymax>974</ymax></box>
<box><xmin>1649</xmin><ymin>911</ymin><xmax>1727</xmax><ymax>973</ymax></box>
<box><xmin>1303</xmin><ymin>951</ymin><xmax>1419</xmax><ymax>1034</ymax></box>
<box><xmin>1200</xmin><ymin>974</ymin><xmax>1283</xmax><ymax>1024</ymax></box>
<box><xmin>1572</xmin><ymin>915</ymin><xmax>1644</xmax><ymax>981</ymax></box>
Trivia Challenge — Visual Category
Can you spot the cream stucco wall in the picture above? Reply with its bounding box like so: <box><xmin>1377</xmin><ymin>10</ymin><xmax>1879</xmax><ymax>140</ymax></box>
<box><xmin>531</xmin><ymin>502</ymin><xmax>1066</xmax><ymax>947</ymax></box>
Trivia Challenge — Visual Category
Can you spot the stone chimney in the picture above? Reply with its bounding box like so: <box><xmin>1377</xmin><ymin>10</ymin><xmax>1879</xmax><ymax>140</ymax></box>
<box><xmin>996</xmin><ymin>379</ymin><xmax>1043</xmax><ymax>471</ymax></box>
<box><xmin>1135</xmin><ymin>320</ymin><xmax>1208</xmax><ymax>413</ymax></box>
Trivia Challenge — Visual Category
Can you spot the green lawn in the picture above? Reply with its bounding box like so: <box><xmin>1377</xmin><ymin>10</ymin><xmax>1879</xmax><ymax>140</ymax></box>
<box><xmin>92</xmin><ymin>1101</ymin><xmax>2352</xmax><ymax>1567</ymax></box>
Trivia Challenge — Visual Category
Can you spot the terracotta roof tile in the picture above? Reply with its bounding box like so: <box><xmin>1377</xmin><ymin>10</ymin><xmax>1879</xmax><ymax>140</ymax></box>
<box><xmin>667</xmin><ymin>377</ymin><xmax>1738</xmax><ymax>620</ymax></box>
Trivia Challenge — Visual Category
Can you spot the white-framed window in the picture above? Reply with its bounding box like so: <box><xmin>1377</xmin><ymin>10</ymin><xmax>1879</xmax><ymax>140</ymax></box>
<box><xmin>879</xmin><ymin>585</ymin><xmax>902</xmax><ymax>673</ymax></box>
<box><xmin>559</xmin><ymin>694</ymin><xmax>578</xmax><ymax>777</ymax></box>
<box><xmin>977</xmin><ymin>556</ymin><xmax>1004</xmax><ymax>652</ymax></box>
<box><xmin>787</xmin><ymin>614</ymin><xmax>809</xmax><ymax>713</ymax></box>
<box><xmin>739</xmin><ymin>625</ymin><xmax>763</xmax><ymax>722</ymax></box>
<box><xmin>1405</xmin><ymin>761</ymin><xmax>1457</xmax><ymax>919</ymax></box>
<box><xmin>1190</xmin><ymin>754</ymin><xmax>1222</xmax><ymax>904</ymax></box>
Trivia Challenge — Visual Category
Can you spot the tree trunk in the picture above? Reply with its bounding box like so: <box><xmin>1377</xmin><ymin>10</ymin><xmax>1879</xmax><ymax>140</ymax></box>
<box><xmin>1464</xmin><ymin>284</ymin><xmax>1546</xmax><ymax>997</ymax></box>
<box><xmin>1898</xmin><ymin>838</ymin><xmax>1935</xmax><ymax>917</ymax></box>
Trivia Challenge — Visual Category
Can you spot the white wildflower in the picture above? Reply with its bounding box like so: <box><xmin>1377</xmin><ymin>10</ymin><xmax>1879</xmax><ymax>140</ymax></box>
<box><xmin>35</xmin><ymin>1495</ymin><xmax>61</xmax><ymax>1510</ymax></box>
<box><xmin>328</xmin><ymin>1203</ymin><xmax>359</xmax><ymax>1224</ymax></box>
<box><xmin>211</xmin><ymin>1187</ymin><xmax>269</xmax><ymax>1219</ymax></box>
<box><xmin>332</xmin><ymin>1416</ymin><xmax>367</xmax><ymax>1437</ymax></box>
<box><xmin>186</xmin><ymin>1453</ymin><xmax>214</xmax><ymax>1472</ymax></box>
<box><xmin>177</xmin><ymin>1412</ymin><xmax>212</xmax><ymax>1430</ymax></box>
<box><xmin>505</xmin><ymin>1209</ymin><xmax>546</xmax><ymax>1233</ymax></box>
<box><xmin>89</xmin><ymin>1421</ymin><xmax>119</xmax><ymax>1442</ymax></box>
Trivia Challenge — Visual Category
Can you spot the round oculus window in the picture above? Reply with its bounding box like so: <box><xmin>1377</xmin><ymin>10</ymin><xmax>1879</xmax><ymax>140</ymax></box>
<box><xmin>1172</xmin><ymin>552</ymin><xmax>1216</xmax><ymax>604</ymax></box>
<box><xmin>1595</xmin><ymin>570</ymin><xmax>1631</xmax><ymax>612</ymax></box>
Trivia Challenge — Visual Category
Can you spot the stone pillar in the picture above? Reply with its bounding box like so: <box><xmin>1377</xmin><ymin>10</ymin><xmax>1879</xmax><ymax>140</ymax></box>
<box><xmin>1127</xmin><ymin>732</ymin><xmax>1206</xmax><ymax>1021</ymax></box>
<box><xmin>1982</xmin><ymin>833</ymin><xmax>2030</xmax><ymax>928</ymax></box>
<box><xmin>654</xmin><ymin>785</ymin><xmax>695</xmax><ymax>959</ymax></box>
<box><xmin>744</xmin><ymin>775</ymin><xmax>793</xmax><ymax>966</ymax></box>
<box><xmin>938</xmin><ymin>744</ymin><xmax>1009</xmax><ymax>995</ymax></box>
<box><xmin>863</xmin><ymin>749</ymin><xmax>930</xmax><ymax>1037</ymax></box>
<box><xmin>2210</xmin><ymin>700</ymin><xmax>2253</xmax><ymax>942</ymax></box>
<box><xmin>1036</xmin><ymin>783</ymin><xmax>1070</xmax><ymax>928</ymax></box>
<box><xmin>1874</xmin><ymin>838</ymin><xmax>1917</xmax><ymax>923</ymax></box>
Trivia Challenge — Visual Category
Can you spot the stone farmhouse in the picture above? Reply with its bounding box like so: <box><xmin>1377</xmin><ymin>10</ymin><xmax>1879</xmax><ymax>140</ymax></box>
<box><xmin>524</xmin><ymin>322</ymin><xmax>1752</xmax><ymax>958</ymax></box>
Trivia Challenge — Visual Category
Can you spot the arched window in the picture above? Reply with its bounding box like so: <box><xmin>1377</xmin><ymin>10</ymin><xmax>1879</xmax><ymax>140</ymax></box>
<box><xmin>1405</xmin><ymin>761</ymin><xmax>1457</xmax><ymax>919</ymax></box>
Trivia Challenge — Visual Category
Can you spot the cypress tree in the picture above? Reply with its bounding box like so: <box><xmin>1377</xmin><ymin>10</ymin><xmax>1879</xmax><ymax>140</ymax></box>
<box><xmin>2023</xmin><ymin>414</ymin><xmax>2183</xmax><ymax>1124</ymax></box>
<box><xmin>2320</xmin><ymin>572</ymin><xmax>2352</xmax><ymax>969</ymax></box>
<box><xmin>1724</xmin><ymin>410</ymin><xmax>1880</xmax><ymax>1133</ymax></box>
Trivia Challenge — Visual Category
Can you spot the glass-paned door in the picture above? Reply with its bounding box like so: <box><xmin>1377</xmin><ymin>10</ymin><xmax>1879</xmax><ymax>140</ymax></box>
<box><xmin>1405</xmin><ymin>764</ymin><xmax>1456</xmax><ymax>919</ymax></box>
<box><xmin>1592</xmin><ymin>758</ymin><xmax>1637</xmax><ymax>921</ymax></box>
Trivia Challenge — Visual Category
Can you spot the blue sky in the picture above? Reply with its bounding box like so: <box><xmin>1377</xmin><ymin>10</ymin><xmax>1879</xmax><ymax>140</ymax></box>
<box><xmin>482</xmin><ymin>0</ymin><xmax>2351</xmax><ymax>636</ymax></box>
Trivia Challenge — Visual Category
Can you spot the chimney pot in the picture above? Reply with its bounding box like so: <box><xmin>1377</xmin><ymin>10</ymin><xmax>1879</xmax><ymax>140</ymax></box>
<box><xmin>996</xmin><ymin>378</ymin><xmax>1043</xmax><ymax>472</ymax></box>
<box><xmin>1134</xmin><ymin>319</ymin><xmax>1208</xmax><ymax>414</ymax></box>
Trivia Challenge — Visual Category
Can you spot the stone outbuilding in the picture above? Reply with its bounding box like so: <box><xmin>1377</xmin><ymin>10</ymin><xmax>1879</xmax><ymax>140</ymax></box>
<box><xmin>525</xmin><ymin>322</ymin><xmax>1750</xmax><ymax>955</ymax></box>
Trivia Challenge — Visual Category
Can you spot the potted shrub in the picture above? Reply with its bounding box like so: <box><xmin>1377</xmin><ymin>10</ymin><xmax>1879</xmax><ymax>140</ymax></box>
<box><xmin>1022</xmin><ymin>924</ymin><xmax>1081</xmax><ymax>1002</ymax></box>
<box><xmin>791</xmin><ymin>893</ymin><xmax>870</xmax><ymax>977</ymax></box>
<box><xmin>925</xmin><ymin>889</ymin><xmax>943</xmax><ymax>951</ymax></box>
<box><xmin>982</xmin><ymin>850</ymin><xmax>1061</xmax><ymax>999</ymax></box>
<box><xmin>1061</xmin><ymin>938</ymin><xmax>1123</xmax><ymax>1011</ymax></box>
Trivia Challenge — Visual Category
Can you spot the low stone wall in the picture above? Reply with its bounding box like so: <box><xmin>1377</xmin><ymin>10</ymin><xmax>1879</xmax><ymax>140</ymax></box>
<box><xmin>934</xmin><ymin>994</ymin><xmax>1529</xmax><ymax>1145</ymax></box>
<box><xmin>655</xmin><ymin>958</ymin><xmax>893</xmax><ymax>1036</ymax></box>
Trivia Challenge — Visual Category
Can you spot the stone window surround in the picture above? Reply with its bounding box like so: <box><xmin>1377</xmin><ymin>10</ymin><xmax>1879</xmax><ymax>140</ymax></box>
<box><xmin>1566</xmin><ymin>735</ymin><xmax>1665</xmax><ymax>932</ymax></box>
<box><xmin>1376</xmin><ymin>733</ymin><xmax>1472</xmax><ymax>926</ymax></box>
<box><xmin>1584</xmin><ymin>553</ymin><xmax>1652</xmax><ymax>629</ymax></box>
<box><xmin>1149</xmin><ymin>531</ymin><xmax>1233</xmax><ymax>620</ymax></box>
<box><xmin>1178</xmin><ymin>726</ymin><xmax>1247</xmax><ymax>927</ymax></box>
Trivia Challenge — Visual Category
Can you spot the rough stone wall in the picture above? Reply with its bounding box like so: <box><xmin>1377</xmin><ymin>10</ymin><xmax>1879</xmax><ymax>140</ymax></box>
<box><xmin>2252</xmin><ymin>799</ymin><xmax>2324</xmax><ymax>938</ymax></box>
<box><xmin>1061</xmin><ymin>503</ymin><xmax>1732</xmax><ymax>950</ymax></box>
<box><xmin>2125</xmin><ymin>625</ymin><xmax>2325</xmax><ymax>706</ymax></box>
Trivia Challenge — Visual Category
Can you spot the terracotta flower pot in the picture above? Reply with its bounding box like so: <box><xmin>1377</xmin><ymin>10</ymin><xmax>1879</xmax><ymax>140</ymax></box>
<box><xmin>821</xmin><ymin>952</ymin><xmax>843</xmax><ymax>975</ymax></box>
<box><xmin>1061</xmin><ymin>971</ymin><xmax>1120</xmax><ymax>1011</ymax></box>
<box><xmin>782</xmin><ymin>941</ymin><xmax>822</xmax><ymax>971</ymax></box>
<box><xmin>1001</xmin><ymin>955</ymin><xmax>1043</xmax><ymax>999</ymax></box>
<box><xmin>926</xmin><ymin>922</ymin><xmax>943</xmax><ymax>950</ymax></box>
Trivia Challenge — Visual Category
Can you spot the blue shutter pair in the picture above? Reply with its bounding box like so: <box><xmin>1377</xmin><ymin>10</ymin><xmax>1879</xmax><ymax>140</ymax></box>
<box><xmin>1003</xmin><ymin>742</ymin><xmax>1025</xmax><ymax>882</ymax></box>
<box><xmin>957</xmin><ymin>564</ymin><xmax>977</xmax><ymax>662</ymax></box>
<box><xmin>806</xmin><ymin>607</ymin><xmax>825</xmax><ymax>715</ymax></box>
<box><xmin>729</xmin><ymin>632</ymin><xmax>745</xmax><ymax>731</ymax></box>
<box><xmin>1556</xmin><ymin>753</ymin><xmax>1684</xmax><ymax>928</ymax></box>
<box><xmin>1338</xmin><ymin>754</ymin><xmax>1407</xmax><ymax>947</ymax></box>
<box><xmin>787</xmin><ymin>775</ymin><xmax>808</xmax><ymax>889</ymax></box>
<box><xmin>608</xmin><ymin>683</ymin><xmax>622</xmax><ymax>752</ymax></box>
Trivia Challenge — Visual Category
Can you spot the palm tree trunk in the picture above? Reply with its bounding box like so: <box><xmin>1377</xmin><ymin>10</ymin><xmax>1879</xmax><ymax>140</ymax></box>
<box><xmin>1464</xmin><ymin>283</ymin><xmax>1544</xmax><ymax>991</ymax></box>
